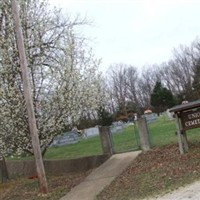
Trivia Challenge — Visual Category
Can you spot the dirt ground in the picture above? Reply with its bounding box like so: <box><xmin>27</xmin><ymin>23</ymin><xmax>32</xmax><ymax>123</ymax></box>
<box><xmin>97</xmin><ymin>143</ymin><xmax>200</xmax><ymax>200</ymax></box>
<box><xmin>0</xmin><ymin>170</ymin><xmax>92</xmax><ymax>200</ymax></box>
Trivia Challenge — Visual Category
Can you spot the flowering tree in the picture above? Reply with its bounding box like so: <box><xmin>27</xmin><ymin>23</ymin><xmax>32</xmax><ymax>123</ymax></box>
<box><xmin>0</xmin><ymin>0</ymin><xmax>102</xmax><ymax>156</ymax></box>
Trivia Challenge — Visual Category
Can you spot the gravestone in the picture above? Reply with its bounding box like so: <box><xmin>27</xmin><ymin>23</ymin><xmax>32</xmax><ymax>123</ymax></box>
<box><xmin>166</xmin><ymin>109</ymin><xmax>174</xmax><ymax>120</ymax></box>
<box><xmin>143</xmin><ymin>113</ymin><xmax>157</xmax><ymax>123</ymax></box>
<box><xmin>51</xmin><ymin>132</ymin><xmax>79</xmax><ymax>147</ymax></box>
<box><xmin>84</xmin><ymin>127</ymin><xmax>99</xmax><ymax>138</ymax></box>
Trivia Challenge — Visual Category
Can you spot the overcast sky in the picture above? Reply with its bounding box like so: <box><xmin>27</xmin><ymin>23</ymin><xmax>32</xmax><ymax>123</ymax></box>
<box><xmin>49</xmin><ymin>0</ymin><xmax>200</xmax><ymax>72</ymax></box>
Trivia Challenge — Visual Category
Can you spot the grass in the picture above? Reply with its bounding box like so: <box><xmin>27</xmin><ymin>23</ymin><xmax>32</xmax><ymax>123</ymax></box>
<box><xmin>149</xmin><ymin>116</ymin><xmax>177</xmax><ymax>146</ymax></box>
<box><xmin>8</xmin><ymin>116</ymin><xmax>200</xmax><ymax>161</ymax></box>
<box><xmin>111</xmin><ymin>125</ymin><xmax>140</xmax><ymax>153</ymax></box>
<box><xmin>44</xmin><ymin>135</ymin><xmax>103</xmax><ymax>160</ymax></box>
<box><xmin>149</xmin><ymin>115</ymin><xmax>200</xmax><ymax>146</ymax></box>
<box><xmin>45</xmin><ymin>124</ymin><xmax>141</xmax><ymax>160</ymax></box>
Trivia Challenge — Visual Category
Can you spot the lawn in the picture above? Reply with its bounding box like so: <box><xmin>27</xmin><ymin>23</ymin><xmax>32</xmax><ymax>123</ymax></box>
<box><xmin>44</xmin><ymin>135</ymin><xmax>103</xmax><ymax>160</ymax></box>
<box><xmin>149</xmin><ymin>115</ymin><xmax>200</xmax><ymax>146</ymax></box>
<box><xmin>111</xmin><ymin>124</ymin><xmax>140</xmax><ymax>153</ymax></box>
<box><xmin>45</xmin><ymin>124</ymin><xmax>139</xmax><ymax>160</ymax></box>
<box><xmin>8</xmin><ymin>115</ymin><xmax>200</xmax><ymax>160</ymax></box>
<box><xmin>44</xmin><ymin>117</ymin><xmax>178</xmax><ymax>160</ymax></box>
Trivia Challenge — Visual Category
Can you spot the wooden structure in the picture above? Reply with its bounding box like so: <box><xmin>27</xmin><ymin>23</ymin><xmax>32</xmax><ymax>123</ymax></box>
<box><xmin>169</xmin><ymin>100</ymin><xmax>200</xmax><ymax>154</ymax></box>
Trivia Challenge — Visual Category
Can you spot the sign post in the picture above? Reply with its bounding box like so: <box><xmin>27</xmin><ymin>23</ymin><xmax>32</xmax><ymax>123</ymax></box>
<box><xmin>174</xmin><ymin>113</ymin><xmax>188</xmax><ymax>154</ymax></box>
<box><xmin>170</xmin><ymin>100</ymin><xmax>200</xmax><ymax>154</ymax></box>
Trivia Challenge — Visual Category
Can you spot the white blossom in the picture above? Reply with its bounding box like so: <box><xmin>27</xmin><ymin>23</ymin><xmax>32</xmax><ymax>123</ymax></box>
<box><xmin>0</xmin><ymin>0</ymin><xmax>102</xmax><ymax>156</ymax></box>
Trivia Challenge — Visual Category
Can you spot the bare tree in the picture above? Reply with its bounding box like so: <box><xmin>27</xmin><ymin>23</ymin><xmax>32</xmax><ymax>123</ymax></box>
<box><xmin>108</xmin><ymin>63</ymin><xmax>129</xmax><ymax>116</ymax></box>
<box><xmin>137</xmin><ymin>66</ymin><xmax>159</xmax><ymax>109</ymax></box>
<box><xmin>124</xmin><ymin>66</ymin><xmax>141</xmax><ymax>113</ymax></box>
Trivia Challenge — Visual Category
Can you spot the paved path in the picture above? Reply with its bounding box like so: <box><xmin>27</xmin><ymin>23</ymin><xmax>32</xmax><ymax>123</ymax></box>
<box><xmin>60</xmin><ymin>151</ymin><xmax>141</xmax><ymax>200</ymax></box>
<box><xmin>146</xmin><ymin>181</ymin><xmax>200</xmax><ymax>200</ymax></box>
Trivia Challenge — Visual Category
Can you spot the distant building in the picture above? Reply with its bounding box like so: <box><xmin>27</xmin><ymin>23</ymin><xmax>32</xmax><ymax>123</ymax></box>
<box><xmin>144</xmin><ymin>109</ymin><xmax>152</xmax><ymax>114</ymax></box>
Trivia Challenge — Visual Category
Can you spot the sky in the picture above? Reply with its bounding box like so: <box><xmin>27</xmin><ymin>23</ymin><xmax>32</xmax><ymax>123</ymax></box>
<box><xmin>49</xmin><ymin>0</ymin><xmax>200</xmax><ymax>72</ymax></box>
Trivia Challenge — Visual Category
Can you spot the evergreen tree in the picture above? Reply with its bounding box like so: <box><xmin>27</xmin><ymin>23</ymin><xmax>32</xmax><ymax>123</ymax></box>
<box><xmin>98</xmin><ymin>106</ymin><xmax>113</xmax><ymax>126</ymax></box>
<box><xmin>192</xmin><ymin>60</ymin><xmax>200</xmax><ymax>99</ymax></box>
<box><xmin>151</xmin><ymin>81</ymin><xmax>175</xmax><ymax>114</ymax></box>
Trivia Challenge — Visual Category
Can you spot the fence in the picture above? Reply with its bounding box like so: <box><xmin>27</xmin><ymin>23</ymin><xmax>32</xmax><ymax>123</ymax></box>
<box><xmin>1</xmin><ymin>154</ymin><xmax>109</xmax><ymax>179</ymax></box>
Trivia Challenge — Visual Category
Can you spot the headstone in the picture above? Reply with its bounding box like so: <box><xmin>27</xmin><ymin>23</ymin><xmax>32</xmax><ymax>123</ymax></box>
<box><xmin>51</xmin><ymin>132</ymin><xmax>79</xmax><ymax>147</ymax></box>
<box><xmin>143</xmin><ymin>113</ymin><xmax>157</xmax><ymax>123</ymax></box>
<box><xmin>84</xmin><ymin>127</ymin><xmax>99</xmax><ymax>137</ymax></box>
<box><xmin>166</xmin><ymin>109</ymin><xmax>174</xmax><ymax>120</ymax></box>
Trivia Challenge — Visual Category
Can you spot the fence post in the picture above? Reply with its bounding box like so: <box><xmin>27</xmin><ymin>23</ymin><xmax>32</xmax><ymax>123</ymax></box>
<box><xmin>0</xmin><ymin>156</ymin><xmax>9</xmax><ymax>183</ymax></box>
<box><xmin>137</xmin><ymin>117</ymin><xmax>151</xmax><ymax>151</ymax></box>
<box><xmin>99</xmin><ymin>126</ymin><xmax>114</xmax><ymax>155</ymax></box>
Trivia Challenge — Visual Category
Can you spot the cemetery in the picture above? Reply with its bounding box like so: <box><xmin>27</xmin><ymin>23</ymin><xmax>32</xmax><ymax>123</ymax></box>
<box><xmin>1</xmin><ymin>113</ymin><xmax>200</xmax><ymax>199</ymax></box>
<box><xmin>1</xmin><ymin>1</ymin><xmax>200</xmax><ymax>199</ymax></box>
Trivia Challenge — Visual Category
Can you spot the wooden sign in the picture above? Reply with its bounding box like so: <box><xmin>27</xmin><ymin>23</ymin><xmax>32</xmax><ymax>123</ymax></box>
<box><xmin>180</xmin><ymin>110</ymin><xmax>200</xmax><ymax>130</ymax></box>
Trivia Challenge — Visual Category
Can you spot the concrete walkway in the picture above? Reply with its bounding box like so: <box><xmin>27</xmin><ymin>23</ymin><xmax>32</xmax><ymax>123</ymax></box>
<box><xmin>146</xmin><ymin>181</ymin><xmax>200</xmax><ymax>200</ymax></box>
<box><xmin>60</xmin><ymin>151</ymin><xmax>141</xmax><ymax>200</ymax></box>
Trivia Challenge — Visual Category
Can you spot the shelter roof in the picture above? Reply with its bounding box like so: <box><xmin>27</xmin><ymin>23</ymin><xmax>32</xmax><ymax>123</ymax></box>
<box><xmin>169</xmin><ymin>100</ymin><xmax>200</xmax><ymax>113</ymax></box>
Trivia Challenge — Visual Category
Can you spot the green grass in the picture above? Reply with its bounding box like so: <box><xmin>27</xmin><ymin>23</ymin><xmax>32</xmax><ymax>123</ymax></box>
<box><xmin>44</xmin><ymin>135</ymin><xmax>103</xmax><ymax>160</ymax></box>
<box><xmin>46</xmin><ymin>124</ymin><xmax>140</xmax><ymax>159</ymax></box>
<box><xmin>149</xmin><ymin>116</ymin><xmax>177</xmax><ymax>146</ymax></box>
<box><xmin>8</xmin><ymin>115</ymin><xmax>200</xmax><ymax>160</ymax></box>
<box><xmin>149</xmin><ymin>115</ymin><xmax>200</xmax><ymax>146</ymax></box>
<box><xmin>111</xmin><ymin>125</ymin><xmax>140</xmax><ymax>153</ymax></box>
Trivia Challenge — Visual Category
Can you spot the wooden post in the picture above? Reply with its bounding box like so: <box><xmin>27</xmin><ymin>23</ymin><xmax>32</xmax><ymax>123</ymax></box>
<box><xmin>137</xmin><ymin>117</ymin><xmax>151</xmax><ymax>151</ymax></box>
<box><xmin>11</xmin><ymin>0</ymin><xmax>48</xmax><ymax>193</ymax></box>
<box><xmin>99</xmin><ymin>126</ymin><xmax>114</xmax><ymax>155</ymax></box>
<box><xmin>178</xmin><ymin>117</ymin><xmax>189</xmax><ymax>153</ymax></box>
<box><xmin>175</xmin><ymin>113</ymin><xmax>188</xmax><ymax>154</ymax></box>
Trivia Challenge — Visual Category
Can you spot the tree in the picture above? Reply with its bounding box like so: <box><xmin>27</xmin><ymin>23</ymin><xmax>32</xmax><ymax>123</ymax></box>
<box><xmin>151</xmin><ymin>81</ymin><xmax>175</xmax><ymax>115</ymax></box>
<box><xmin>0</xmin><ymin>0</ymin><xmax>102</xmax><ymax>157</ymax></box>
<box><xmin>97</xmin><ymin>106</ymin><xmax>113</xmax><ymax>126</ymax></box>
<box><xmin>137</xmin><ymin>66</ymin><xmax>159</xmax><ymax>110</ymax></box>
<box><xmin>107</xmin><ymin>64</ymin><xmax>128</xmax><ymax>117</ymax></box>
<box><xmin>192</xmin><ymin>60</ymin><xmax>200</xmax><ymax>98</ymax></box>
<box><xmin>125</xmin><ymin>66</ymin><xmax>141</xmax><ymax>114</ymax></box>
